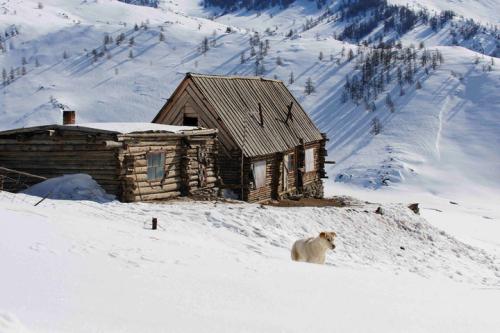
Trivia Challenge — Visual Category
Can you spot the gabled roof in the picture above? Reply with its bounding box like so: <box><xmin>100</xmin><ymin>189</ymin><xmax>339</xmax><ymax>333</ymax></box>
<box><xmin>154</xmin><ymin>73</ymin><xmax>324</xmax><ymax>157</ymax></box>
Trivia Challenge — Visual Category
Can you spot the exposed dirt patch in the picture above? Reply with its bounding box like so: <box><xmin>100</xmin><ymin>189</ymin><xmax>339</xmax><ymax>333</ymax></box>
<box><xmin>264</xmin><ymin>196</ymin><xmax>364</xmax><ymax>208</ymax></box>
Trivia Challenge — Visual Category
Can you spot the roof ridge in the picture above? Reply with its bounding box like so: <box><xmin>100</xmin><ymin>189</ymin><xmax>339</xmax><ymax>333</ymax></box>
<box><xmin>186</xmin><ymin>72</ymin><xmax>283</xmax><ymax>83</ymax></box>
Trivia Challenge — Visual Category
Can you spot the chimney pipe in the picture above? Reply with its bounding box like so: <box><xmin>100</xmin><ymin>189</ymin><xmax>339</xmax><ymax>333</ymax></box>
<box><xmin>63</xmin><ymin>111</ymin><xmax>76</xmax><ymax>125</ymax></box>
<box><xmin>285</xmin><ymin>102</ymin><xmax>293</xmax><ymax>124</ymax></box>
<box><xmin>258</xmin><ymin>103</ymin><xmax>263</xmax><ymax>126</ymax></box>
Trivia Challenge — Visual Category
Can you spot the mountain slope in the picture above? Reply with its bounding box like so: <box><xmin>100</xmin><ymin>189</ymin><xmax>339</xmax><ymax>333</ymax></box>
<box><xmin>321</xmin><ymin>47</ymin><xmax>500</xmax><ymax>195</ymax></box>
<box><xmin>389</xmin><ymin>0</ymin><xmax>499</xmax><ymax>25</ymax></box>
<box><xmin>0</xmin><ymin>0</ymin><xmax>499</xmax><ymax>198</ymax></box>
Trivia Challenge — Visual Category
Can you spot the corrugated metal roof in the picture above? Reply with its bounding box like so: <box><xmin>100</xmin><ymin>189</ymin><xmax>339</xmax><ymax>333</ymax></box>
<box><xmin>187</xmin><ymin>73</ymin><xmax>323</xmax><ymax>157</ymax></box>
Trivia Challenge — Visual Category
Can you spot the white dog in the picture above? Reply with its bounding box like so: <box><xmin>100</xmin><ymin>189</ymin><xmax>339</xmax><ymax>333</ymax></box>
<box><xmin>291</xmin><ymin>232</ymin><xmax>337</xmax><ymax>264</ymax></box>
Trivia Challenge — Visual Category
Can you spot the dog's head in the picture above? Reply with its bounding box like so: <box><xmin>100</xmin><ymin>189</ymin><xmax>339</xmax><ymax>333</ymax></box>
<box><xmin>320</xmin><ymin>231</ymin><xmax>337</xmax><ymax>250</ymax></box>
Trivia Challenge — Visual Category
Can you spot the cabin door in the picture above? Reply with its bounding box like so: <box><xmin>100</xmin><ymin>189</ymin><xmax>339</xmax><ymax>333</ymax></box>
<box><xmin>282</xmin><ymin>154</ymin><xmax>290</xmax><ymax>192</ymax></box>
<box><xmin>296</xmin><ymin>145</ymin><xmax>305</xmax><ymax>192</ymax></box>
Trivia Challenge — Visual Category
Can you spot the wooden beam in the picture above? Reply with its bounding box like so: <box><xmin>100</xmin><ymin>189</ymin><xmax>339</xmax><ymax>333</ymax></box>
<box><xmin>0</xmin><ymin>166</ymin><xmax>47</xmax><ymax>180</ymax></box>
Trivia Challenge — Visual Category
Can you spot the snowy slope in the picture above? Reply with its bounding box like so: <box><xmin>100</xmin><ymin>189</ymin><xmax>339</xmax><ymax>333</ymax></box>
<box><xmin>324</xmin><ymin>47</ymin><xmax>500</xmax><ymax>194</ymax></box>
<box><xmin>0</xmin><ymin>0</ymin><xmax>498</xmax><ymax>199</ymax></box>
<box><xmin>0</xmin><ymin>7</ymin><xmax>498</xmax><ymax>196</ymax></box>
<box><xmin>1</xmin><ymin>188</ymin><xmax>499</xmax><ymax>332</ymax></box>
<box><xmin>389</xmin><ymin>0</ymin><xmax>499</xmax><ymax>25</ymax></box>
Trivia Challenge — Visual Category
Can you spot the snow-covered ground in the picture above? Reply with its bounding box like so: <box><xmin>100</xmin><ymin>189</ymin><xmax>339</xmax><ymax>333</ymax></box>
<box><xmin>1</xmin><ymin>180</ymin><xmax>500</xmax><ymax>332</ymax></box>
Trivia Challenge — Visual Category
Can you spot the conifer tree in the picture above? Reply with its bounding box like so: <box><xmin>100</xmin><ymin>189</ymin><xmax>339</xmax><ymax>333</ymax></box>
<box><xmin>304</xmin><ymin>77</ymin><xmax>315</xmax><ymax>95</ymax></box>
<box><xmin>371</xmin><ymin>117</ymin><xmax>381</xmax><ymax>135</ymax></box>
<box><xmin>347</xmin><ymin>49</ymin><xmax>354</xmax><ymax>61</ymax></box>
<box><xmin>201</xmin><ymin>37</ymin><xmax>209</xmax><ymax>54</ymax></box>
<box><xmin>2</xmin><ymin>68</ymin><xmax>7</xmax><ymax>85</ymax></box>
<box><xmin>385</xmin><ymin>94</ymin><xmax>394</xmax><ymax>112</ymax></box>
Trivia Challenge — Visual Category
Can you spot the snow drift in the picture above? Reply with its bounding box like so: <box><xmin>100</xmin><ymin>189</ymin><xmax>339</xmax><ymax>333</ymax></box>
<box><xmin>22</xmin><ymin>174</ymin><xmax>115</xmax><ymax>203</ymax></box>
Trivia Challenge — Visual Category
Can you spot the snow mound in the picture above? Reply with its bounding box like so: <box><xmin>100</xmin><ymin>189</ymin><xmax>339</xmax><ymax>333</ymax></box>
<box><xmin>22</xmin><ymin>174</ymin><xmax>115</xmax><ymax>203</ymax></box>
<box><xmin>0</xmin><ymin>312</ymin><xmax>29</xmax><ymax>333</ymax></box>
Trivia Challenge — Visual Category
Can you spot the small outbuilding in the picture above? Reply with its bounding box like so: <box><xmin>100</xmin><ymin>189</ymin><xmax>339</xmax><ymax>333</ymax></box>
<box><xmin>153</xmin><ymin>73</ymin><xmax>328</xmax><ymax>202</ymax></box>
<box><xmin>0</xmin><ymin>122</ymin><xmax>218</xmax><ymax>202</ymax></box>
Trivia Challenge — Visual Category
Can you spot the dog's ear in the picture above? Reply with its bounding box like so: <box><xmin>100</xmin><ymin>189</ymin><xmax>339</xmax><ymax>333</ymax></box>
<box><xmin>331</xmin><ymin>232</ymin><xmax>337</xmax><ymax>238</ymax></box>
<box><xmin>319</xmin><ymin>232</ymin><xmax>326</xmax><ymax>238</ymax></box>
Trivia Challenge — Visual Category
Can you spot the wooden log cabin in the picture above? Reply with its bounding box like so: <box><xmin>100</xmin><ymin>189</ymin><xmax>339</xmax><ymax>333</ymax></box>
<box><xmin>0</xmin><ymin>122</ymin><xmax>218</xmax><ymax>202</ymax></box>
<box><xmin>153</xmin><ymin>73</ymin><xmax>328</xmax><ymax>203</ymax></box>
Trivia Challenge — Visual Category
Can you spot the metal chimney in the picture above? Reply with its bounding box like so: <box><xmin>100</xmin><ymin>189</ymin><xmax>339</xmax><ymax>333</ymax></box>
<box><xmin>258</xmin><ymin>103</ymin><xmax>263</xmax><ymax>126</ymax></box>
<box><xmin>63</xmin><ymin>111</ymin><xmax>76</xmax><ymax>125</ymax></box>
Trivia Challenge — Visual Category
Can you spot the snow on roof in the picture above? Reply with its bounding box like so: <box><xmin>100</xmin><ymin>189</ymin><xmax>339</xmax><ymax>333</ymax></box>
<box><xmin>73</xmin><ymin>122</ymin><xmax>202</xmax><ymax>134</ymax></box>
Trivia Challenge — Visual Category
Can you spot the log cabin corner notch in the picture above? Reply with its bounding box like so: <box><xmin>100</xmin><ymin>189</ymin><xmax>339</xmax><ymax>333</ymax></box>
<box><xmin>153</xmin><ymin>73</ymin><xmax>328</xmax><ymax>203</ymax></box>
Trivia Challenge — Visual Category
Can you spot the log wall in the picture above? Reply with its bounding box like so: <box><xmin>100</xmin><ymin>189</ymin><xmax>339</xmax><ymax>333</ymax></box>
<box><xmin>0</xmin><ymin>130</ymin><xmax>122</xmax><ymax>195</ymax></box>
<box><xmin>244</xmin><ymin>140</ymin><xmax>325</xmax><ymax>203</ymax></box>
<box><xmin>0</xmin><ymin>129</ymin><xmax>219</xmax><ymax>202</ymax></box>
<box><xmin>118</xmin><ymin>133</ymin><xmax>218</xmax><ymax>202</ymax></box>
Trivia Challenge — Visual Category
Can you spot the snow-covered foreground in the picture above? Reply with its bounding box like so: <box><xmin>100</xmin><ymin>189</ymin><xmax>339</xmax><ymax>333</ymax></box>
<box><xmin>1</xmin><ymin>188</ymin><xmax>499</xmax><ymax>332</ymax></box>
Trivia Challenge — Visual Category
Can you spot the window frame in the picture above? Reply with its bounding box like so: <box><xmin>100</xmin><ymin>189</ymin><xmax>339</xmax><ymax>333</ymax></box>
<box><xmin>284</xmin><ymin>153</ymin><xmax>294</xmax><ymax>173</ymax></box>
<box><xmin>251</xmin><ymin>160</ymin><xmax>267</xmax><ymax>189</ymax></box>
<box><xmin>304</xmin><ymin>148</ymin><xmax>316</xmax><ymax>173</ymax></box>
<box><xmin>147</xmin><ymin>151</ymin><xmax>166</xmax><ymax>181</ymax></box>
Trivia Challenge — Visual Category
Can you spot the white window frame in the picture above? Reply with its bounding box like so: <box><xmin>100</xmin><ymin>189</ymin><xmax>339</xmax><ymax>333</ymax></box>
<box><xmin>251</xmin><ymin>160</ymin><xmax>267</xmax><ymax>189</ymax></box>
<box><xmin>147</xmin><ymin>152</ymin><xmax>166</xmax><ymax>181</ymax></box>
<box><xmin>305</xmin><ymin>148</ymin><xmax>315</xmax><ymax>173</ymax></box>
<box><xmin>284</xmin><ymin>153</ymin><xmax>294</xmax><ymax>173</ymax></box>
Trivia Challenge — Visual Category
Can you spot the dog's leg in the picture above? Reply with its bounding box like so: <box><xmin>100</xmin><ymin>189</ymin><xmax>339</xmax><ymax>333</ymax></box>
<box><xmin>291</xmin><ymin>243</ymin><xmax>299</xmax><ymax>261</ymax></box>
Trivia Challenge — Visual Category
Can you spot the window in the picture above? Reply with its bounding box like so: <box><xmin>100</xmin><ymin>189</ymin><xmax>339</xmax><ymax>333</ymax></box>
<box><xmin>183</xmin><ymin>116</ymin><xmax>198</xmax><ymax>126</ymax></box>
<box><xmin>305</xmin><ymin>148</ymin><xmax>315</xmax><ymax>172</ymax></box>
<box><xmin>284</xmin><ymin>153</ymin><xmax>294</xmax><ymax>173</ymax></box>
<box><xmin>147</xmin><ymin>152</ymin><xmax>165</xmax><ymax>181</ymax></box>
<box><xmin>251</xmin><ymin>160</ymin><xmax>267</xmax><ymax>188</ymax></box>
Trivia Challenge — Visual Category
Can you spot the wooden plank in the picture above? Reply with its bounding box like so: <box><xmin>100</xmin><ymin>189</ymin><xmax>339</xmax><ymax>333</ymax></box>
<box><xmin>0</xmin><ymin>166</ymin><xmax>47</xmax><ymax>180</ymax></box>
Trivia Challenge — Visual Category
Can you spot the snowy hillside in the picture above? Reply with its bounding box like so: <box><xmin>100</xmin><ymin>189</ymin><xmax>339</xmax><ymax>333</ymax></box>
<box><xmin>1</xmin><ymin>1</ymin><xmax>498</xmax><ymax>196</ymax></box>
<box><xmin>389</xmin><ymin>0</ymin><xmax>499</xmax><ymax>25</ymax></box>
